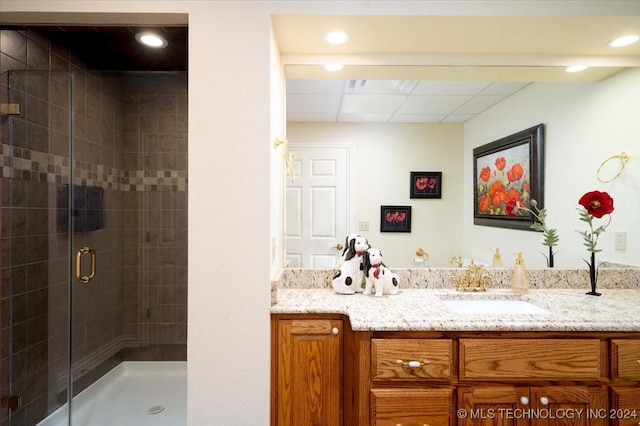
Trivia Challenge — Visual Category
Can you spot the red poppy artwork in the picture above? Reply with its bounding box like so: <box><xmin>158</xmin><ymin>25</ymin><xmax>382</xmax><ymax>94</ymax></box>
<box><xmin>380</xmin><ymin>205</ymin><xmax>412</xmax><ymax>232</ymax></box>
<box><xmin>473</xmin><ymin>124</ymin><xmax>544</xmax><ymax>230</ymax></box>
<box><xmin>410</xmin><ymin>171</ymin><xmax>442</xmax><ymax>199</ymax></box>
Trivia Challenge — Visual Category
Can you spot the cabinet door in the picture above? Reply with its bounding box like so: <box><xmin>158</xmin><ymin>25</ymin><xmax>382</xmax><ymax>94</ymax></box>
<box><xmin>458</xmin><ymin>386</ymin><xmax>529</xmax><ymax>426</ymax></box>
<box><xmin>276</xmin><ymin>319</ymin><xmax>343</xmax><ymax>426</ymax></box>
<box><xmin>530</xmin><ymin>386</ymin><xmax>607</xmax><ymax>426</ymax></box>
<box><xmin>610</xmin><ymin>387</ymin><xmax>640</xmax><ymax>426</ymax></box>
<box><xmin>371</xmin><ymin>387</ymin><xmax>454</xmax><ymax>426</ymax></box>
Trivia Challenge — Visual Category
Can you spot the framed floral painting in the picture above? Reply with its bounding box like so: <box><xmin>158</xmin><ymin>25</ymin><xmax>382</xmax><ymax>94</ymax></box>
<box><xmin>410</xmin><ymin>171</ymin><xmax>442</xmax><ymax>199</ymax></box>
<box><xmin>380</xmin><ymin>205</ymin><xmax>412</xmax><ymax>232</ymax></box>
<box><xmin>473</xmin><ymin>124</ymin><xmax>544</xmax><ymax>230</ymax></box>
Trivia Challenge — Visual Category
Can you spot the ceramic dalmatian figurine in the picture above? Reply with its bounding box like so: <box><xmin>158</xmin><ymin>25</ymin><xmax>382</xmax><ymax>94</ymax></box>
<box><xmin>362</xmin><ymin>247</ymin><xmax>400</xmax><ymax>297</ymax></box>
<box><xmin>331</xmin><ymin>234</ymin><xmax>369</xmax><ymax>294</ymax></box>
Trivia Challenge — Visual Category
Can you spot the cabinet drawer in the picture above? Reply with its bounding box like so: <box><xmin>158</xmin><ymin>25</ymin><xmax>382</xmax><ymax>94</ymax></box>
<box><xmin>612</xmin><ymin>339</ymin><xmax>640</xmax><ymax>380</ymax></box>
<box><xmin>460</xmin><ymin>338</ymin><xmax>602</xmax><ymax>380</ymax></box>
<box><xmin>371</xmin><ymin>387</ymin><xmax>454</xmax><ymax>426</ymax></box>
<box><xmin>372</xmin><ymin>339</ymin><xmax>453</xmax><ymax>381</ymax></box>
<box><xmin>611</xmin><ymin>387</ymin><xmax>640</xmax><ymax>426</ymax></box>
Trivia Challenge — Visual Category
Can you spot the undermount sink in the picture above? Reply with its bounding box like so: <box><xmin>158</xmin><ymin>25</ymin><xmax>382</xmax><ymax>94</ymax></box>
<box><xmin>438</xmin><ymin>293</ymin><xmax>551</xmax><ymax>315</ymax></box>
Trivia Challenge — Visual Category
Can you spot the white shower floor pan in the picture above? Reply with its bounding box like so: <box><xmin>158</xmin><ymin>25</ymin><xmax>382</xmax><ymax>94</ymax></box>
<box><xmin>38</xmin><ymin>361</ymin><xmax>186</xmax><ymax>426</ymax></box>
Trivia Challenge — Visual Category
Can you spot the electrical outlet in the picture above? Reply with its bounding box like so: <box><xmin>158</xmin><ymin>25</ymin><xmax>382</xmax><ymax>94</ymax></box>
<box><xmin>614</xmin><ymin>231</ymin><xmax>627</xmax><ymax>251</ymax></box>
<box><xmin>358</xmin><ymin>221</ymin><xmax>369</xmax><ymax>231</ymax></box>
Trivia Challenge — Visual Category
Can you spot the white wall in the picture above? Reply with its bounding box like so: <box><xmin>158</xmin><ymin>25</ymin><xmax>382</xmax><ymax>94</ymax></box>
<box><xmin>464</xmin><ymin>68</ymin><xmax>640</xmax><ymax>268</ymax></box>
<box><xmin>288</xmin><ymin>122</ymin><xmax>464</xmax><ymax>267</ymax></box>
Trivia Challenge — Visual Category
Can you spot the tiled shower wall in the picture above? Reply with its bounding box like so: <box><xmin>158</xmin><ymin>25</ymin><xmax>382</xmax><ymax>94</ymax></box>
<box><xmin>0</xmin><ymin>30</ymin><xmax>187</xmax><ymax>426</ymax></box>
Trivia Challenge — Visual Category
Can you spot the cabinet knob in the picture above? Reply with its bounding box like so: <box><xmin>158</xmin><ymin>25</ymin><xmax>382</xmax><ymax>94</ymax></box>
<box><xmin>396</xmin><ymin>359</ymin><xmax>430</xmax><ymax>368</ymax></box>
<box><xmin>520</xmin><ymin>396</ymin><xmax>529</xmax><ymax>405</ymax></box>
<box><xmin>332</xmin><ymin>327</ymin><xmax>339</xmax><ymax>335</ymax></box>
<box><xmin>539</xmin><ymin>396</ymin><xmax>549</xmax><ymax>406</ymax></box>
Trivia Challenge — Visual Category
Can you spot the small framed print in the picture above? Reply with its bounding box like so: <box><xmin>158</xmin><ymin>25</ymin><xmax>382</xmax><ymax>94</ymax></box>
<box><xmin>380</xmin><ymin>205</ymin><xmax>411</xmax><ymax>233</ymax></box>
<box><xmin>410</xmin><ymin>171</ymin><xmax>442</xmax><ymax>199</ymax></box>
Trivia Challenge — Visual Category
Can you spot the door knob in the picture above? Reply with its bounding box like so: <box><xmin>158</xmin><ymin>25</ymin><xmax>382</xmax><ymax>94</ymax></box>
<box><xmin>539</xmin><ymin>396</ymin><xmax>549</xmax><ymax>406</ymax></box>
<box><xmin>332</xmin><ymin>243</ymin><xmax>344</xmax><ymax>251</ymax></box>
<box><xmin>520</xmin><ymin>396</ymin><xmax>529</xmax><ymax>405</ymax></box>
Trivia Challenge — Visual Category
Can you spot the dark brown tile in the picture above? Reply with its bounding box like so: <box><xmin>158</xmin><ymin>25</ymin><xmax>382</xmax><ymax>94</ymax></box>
<box><xmin>26</xmin><ymin>208</ymin><xmax>48</xmax><ymax>236</ymax></box>
<box><xmin>0</xmin><ymin>30</ymin><xmax>27</xmax><ymax>63</ymax></box>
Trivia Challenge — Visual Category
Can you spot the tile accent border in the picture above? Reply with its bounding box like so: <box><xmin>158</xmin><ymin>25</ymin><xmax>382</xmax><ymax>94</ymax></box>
<box><xmin>2</xmin><ymin>143</ymin><xmax>187</xmax><ymax>191</ymax></box>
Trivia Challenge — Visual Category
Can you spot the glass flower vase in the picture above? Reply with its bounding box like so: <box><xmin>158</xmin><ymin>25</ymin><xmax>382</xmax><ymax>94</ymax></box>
<box><xmin>586</xmin><ymin>252</ymin><xmax>601</xmax><ymax>296</ymax></box>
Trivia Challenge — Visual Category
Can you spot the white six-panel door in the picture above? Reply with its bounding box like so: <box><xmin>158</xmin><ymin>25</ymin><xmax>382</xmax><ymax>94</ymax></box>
<box><xmin>285</xmin><ymin>146</ymin><xmax>351</xmax><ymax>268</ymax></box>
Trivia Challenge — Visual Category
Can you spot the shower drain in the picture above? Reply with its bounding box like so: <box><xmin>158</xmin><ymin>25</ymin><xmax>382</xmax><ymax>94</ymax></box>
<box><xmin>147</xmin><ymin>405</ymin><xmax>165</xmax><ymax>415</ymax></box>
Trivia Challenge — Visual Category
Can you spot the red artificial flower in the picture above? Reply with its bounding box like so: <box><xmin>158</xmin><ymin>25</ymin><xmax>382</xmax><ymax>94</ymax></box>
<box><xmin>479</xmin><ymin>166</ymin><xmax>491</xmax><ymax>182</ymax></box>
<box><xmin>495</xmin><ymin>156</ymin><xmax>506</xmax><ymax>171</ymax></box>
<box><xmin>579</xmin><ymin>191</ymin><xmax>614</xmax><ymax>218</ymax></box>
<box><xmin>385</xmin><ymin>212</ymin><xmax>398</xmax><ymax>222</ymax></box>
<box><xmin>395</xmin><ymin>212</ymin><xmax>406</xmax><ymax>222</ymax></box>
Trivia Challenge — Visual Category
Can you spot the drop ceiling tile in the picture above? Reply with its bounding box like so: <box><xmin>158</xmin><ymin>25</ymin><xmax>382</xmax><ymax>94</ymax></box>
<box><xmin>453</xmin><ymin>95</ymin><xmax>504</xmax><ymax>114</ymax></box>
<box><xmin>338</xmin><ymin>113</ymin><xmax>392</xmax><ymax>122</ymax></box>
<box><xmin>389</xmin><ymin>114</ymin><xmax>447</xmax><ymax>123</ymax></box>
<box><xmin>340</xmin><ymin>94</ymin><xmax>406</xmax><ymax>114</ymax></box>
<box><xmin>442</xmin><ymin>114</ymin><xmax>475</xmax><ymax>123</ymax></box>
<box><xmin>286</xmin><ymin>79</ymin><xmax>345</xmax><ymax>94</ymax></box>
<box><xmin>288</xmin><ymin>113</ymin><xmax>339</xmax><ymax>122</ymax></box>
<box><xmin>396</xmin><ymin>95</ymin><xmax>472</xmax><ymax>114</ymax></box>
<box><xmin>480</xmin><ymin>81</ymin><xmax>529</xmax><ymax>95</ymax></box>
<box><xmin>286</xmin><ymin>94</ymin><xmax>343</xmax><ymax>114</ymax></box>
<box><xmin>344</xmin><ymin>79</ymin><xmax>418</xmax><ymax>94</ymax></box>
<box><xmin>413</xmin><ymin>80</ymin><xmax>492</xmax><ymax>95</ymax></box>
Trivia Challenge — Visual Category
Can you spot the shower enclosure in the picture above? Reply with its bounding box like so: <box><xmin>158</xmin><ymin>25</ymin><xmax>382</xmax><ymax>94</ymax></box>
<box><xmin>1</xmin><ymin>67</ymin><xmax>188</xmax><ymax>425</ymax></box>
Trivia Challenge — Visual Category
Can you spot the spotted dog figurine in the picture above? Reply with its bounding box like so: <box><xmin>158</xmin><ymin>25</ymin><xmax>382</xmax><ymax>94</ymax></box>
<box><xmin>362</xmin><ymin>248</ymin><xmax>400</xmax><ymax>297</ymax></box>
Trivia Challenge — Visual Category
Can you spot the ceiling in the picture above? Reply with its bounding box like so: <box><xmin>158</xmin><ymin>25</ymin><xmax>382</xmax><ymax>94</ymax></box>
<box><xmin>275</xmin><ymin>15</ymin><xmax>640</xmax><ymax>123</ymax></box>
<box><xmin>7</xmin><ymin>14</ymin><xmax>640</xmax><ymax>123</ymax></box>
<box><xmin>4</xmin><ymin>25</ymin><xmax>187</xmax><ymax>71</ymax></box>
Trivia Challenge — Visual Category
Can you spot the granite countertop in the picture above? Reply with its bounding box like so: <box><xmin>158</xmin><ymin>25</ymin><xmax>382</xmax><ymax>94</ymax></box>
<box><xmin>271</xmin><ymin>288</ymin><xmax>640</xmax><ymax>332</ymax></box>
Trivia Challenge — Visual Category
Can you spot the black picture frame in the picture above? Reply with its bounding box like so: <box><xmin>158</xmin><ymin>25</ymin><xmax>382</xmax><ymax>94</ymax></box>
<box><xmin>410</xmin><ymin>171</ymin><xmax>442</xmax><ymax>199</ymax></box>
<box><xmin>380</xmin><ymin>205</ymin><xmax>412</xmax><ymax>233</ymax></box>
<box><xmin>473</xmin><ymin>123</ymin><xmax>544</xmax><ymax>230</ymax></box>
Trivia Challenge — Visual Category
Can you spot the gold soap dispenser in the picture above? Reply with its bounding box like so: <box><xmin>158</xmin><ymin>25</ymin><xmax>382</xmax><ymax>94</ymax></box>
<box><xmin>491</xmin><ymin>248</ymin><xmax>502</xmax><ymax>267</ymax></box>
<box><xmin>510</xmin><ymin>252</ymin><xmax>530</xmax><ymax>294</ymax></box>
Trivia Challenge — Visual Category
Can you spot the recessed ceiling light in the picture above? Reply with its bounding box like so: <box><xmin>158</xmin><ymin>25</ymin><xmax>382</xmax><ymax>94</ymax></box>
<box><xmin>135</xmin><ymin>32</ymin><xmax>168</xmax><ymax>48</ymax></box>
<box><xmin>324</xmin><ymin>31</ymin><xmax>349</xmax><ymax>45</ymax></box>
<box><xmin>565</xmin><ymin>65</ymin><xmax>588</xmax><ymax>73</ymax></box>
<box><xmin>324</xmin><ymin>64</ymin><xmax>344</xmax><ymax>72</ymax></box>
<box><xmin>609</xmin><ymin>34</ymin><xmax>640</xmax><ymax>48</ymax></box>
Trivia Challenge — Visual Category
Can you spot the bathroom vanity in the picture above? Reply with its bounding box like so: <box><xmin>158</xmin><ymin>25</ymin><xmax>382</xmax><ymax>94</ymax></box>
<box><xmin>270</xmin><ymin>286</ymin><xmax>640</xmax><ymax>426</ymax></box>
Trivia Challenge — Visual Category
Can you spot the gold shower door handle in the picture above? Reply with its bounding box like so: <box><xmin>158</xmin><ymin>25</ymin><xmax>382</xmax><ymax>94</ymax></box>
<box><xmin>75</xmin><ymin>246</ymin><xmax>96</xmax><ymax>283</ymax></box>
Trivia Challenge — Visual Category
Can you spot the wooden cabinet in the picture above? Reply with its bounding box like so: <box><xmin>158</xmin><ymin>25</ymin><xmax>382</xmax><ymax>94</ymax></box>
<box><xmin>611</xmin><ymin>339</ymin><xmax>640</xmax><ymax>381</ymax></box>
<box><xmin>272</xmin><ymin>317</ymin><xmax>343</xmax><ymax>426</ymax></box>
<box><xmin>610</xmin><ymin>388</ymin><xmax>640</xmax><ymax>426</ymax></box>
<box><xmin>459</xmin><ymin>385</ymin><xmax>607</xmax><ymax>426</ymax></box>
<box><xmin>271</xmin><ymin>315</ymin><xmax>640</xmax><ymax>426</ymax></box>
<box><xmin>370</xmin><ymin>338</ymin><xmax>455</xmax><ymax>425</ymax></box>
<box><xmin>371</xmin><ymin>387</ymin><xmax>454</xmax><ymax>426</ymax></box>
<box><xmin>610</xmin><ymin>339</ymin><xmax>640</xmax><ymax>426</ymax></box>
<box><xmin>371</xmin><ymin>339</ymin><xmax>453</xmax><ymax>381</ymax></box>
<box><xmin>459</xmin><ymin>339</ymin><xmax>602</xmax><ymax>381</ymax></box>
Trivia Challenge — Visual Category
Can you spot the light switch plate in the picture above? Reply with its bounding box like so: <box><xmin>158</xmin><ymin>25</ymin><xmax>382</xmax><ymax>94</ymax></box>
<box><xmin>359</xmin><ymin>221</ymin><xmax>369</xmax><ymax>231</ymax></box>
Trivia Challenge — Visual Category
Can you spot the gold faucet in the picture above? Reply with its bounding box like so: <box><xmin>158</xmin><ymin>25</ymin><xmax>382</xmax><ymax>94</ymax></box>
<box><xmin>452</xmin><ymin>260</ymin><xmax>493</xmax><ymax>292</ymax></box>
<box><xmin>448</xmin><ymin>256</ymin><xmax>463</xmax><ymax>267</ymax></box>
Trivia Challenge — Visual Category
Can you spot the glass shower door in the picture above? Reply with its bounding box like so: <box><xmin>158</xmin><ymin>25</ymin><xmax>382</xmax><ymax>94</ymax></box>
<box><xmin>1</xmin><ymin>70</ymin><xmax>74</xmax><ymax>425</ymax></box>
